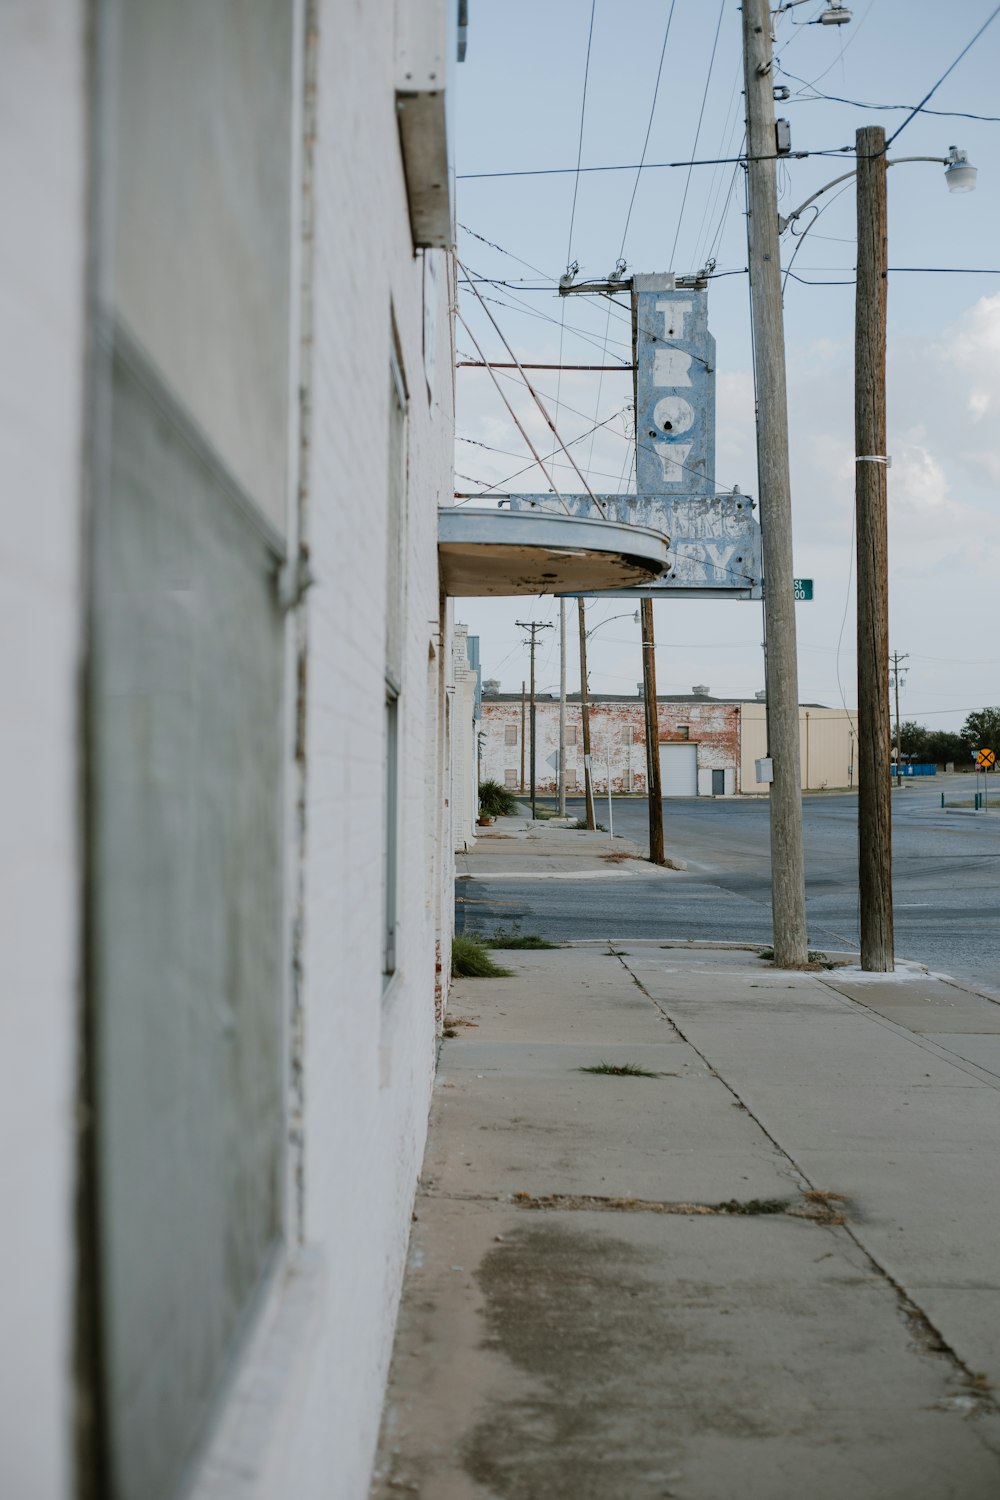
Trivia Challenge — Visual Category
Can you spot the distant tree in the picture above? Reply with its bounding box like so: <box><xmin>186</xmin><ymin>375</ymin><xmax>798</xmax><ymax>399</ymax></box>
<box><xmin>961</xmin><ymin>708</ymin><xmax>1000</xmax><ymax>756</ymax></box>
<box><xmin>898</xmin><ymin>720</ymin><xmax>928</xmax><ymax>759</ymax></box>
<box><xmin>925</xmin><ymin>729</ymin><xmax>970</xmax><ymax>767</ymax></box>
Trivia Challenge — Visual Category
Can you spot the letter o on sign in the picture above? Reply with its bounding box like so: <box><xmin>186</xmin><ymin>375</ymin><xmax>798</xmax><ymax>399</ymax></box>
<box><xmin>653</xmin><ymin>395</ymin><xmax>695</xmax><ymax>435</ymax></box>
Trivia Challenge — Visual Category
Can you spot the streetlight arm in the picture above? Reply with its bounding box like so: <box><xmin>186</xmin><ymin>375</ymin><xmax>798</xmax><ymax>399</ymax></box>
<box><xmin>779</xmin><ymin>155</ymin><xmax>952</xmax><ymax>233</ymax></box>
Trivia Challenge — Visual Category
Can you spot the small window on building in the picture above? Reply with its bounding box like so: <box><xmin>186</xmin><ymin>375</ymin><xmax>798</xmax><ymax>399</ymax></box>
<box><xmin>677</xmin><ymin>725</ymin><xmax>690</xmax><ymax>740</ymax></box>
<box><xmin>566</xmin><ymin>768</ymin><xmax>579</xmax><ymax>790</ymax></box>
<box><xmin>566</xmin><ymin>725</ymin><xmax>578</xmax><ymax>746</ymax></box>
<box><xmin>504</xmin><ymin>723</ymin><xmax>518</xmax><ymax>745</ymax></box>
<box><xmin>504</xmin><ymin>769</ymin><xmax>517</xmax><ymax>789</ymax></box>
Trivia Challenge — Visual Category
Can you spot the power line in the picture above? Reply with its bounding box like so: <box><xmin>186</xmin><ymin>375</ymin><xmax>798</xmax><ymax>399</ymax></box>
<box><xmin>453</xmin><ymin>407</ymin><xmax>633</xmax><ymax>498</ymax></box>
<box><xmin>566</xmin><ymin>0</ymin><xmax>598</xmax><ymax>267</ymax></box>
<box><xmin>885</xmin><ymin>3</ymin><xmax>1000</xmax><ymax>148</ymax></box>
<box><xmin>457</xmin><ymin>147</ymin><xmax>855</xmax><ymax>181</ymax></box>
<box><xmin>668</xmin><ymin>0</ymin><xmax>727</xmax><ymax>271</ymax></box>
<box><xmin>617</xmin><ymin>0</ymin><xmax>678</xmax><ymax>260</ymax></box>
<box><xmin>776</xmin><ymin>69</ymin><xmax>1000</xmax><ymax>123</ymax></box>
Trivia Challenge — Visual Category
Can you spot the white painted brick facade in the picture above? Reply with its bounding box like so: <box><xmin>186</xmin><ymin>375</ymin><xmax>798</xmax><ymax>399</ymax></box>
<box><xmin>0</xmin><ymin>2</ymin><xmax>457</xmax><ymax>1497</ymax></box>
<box><xmin>0</xmin><ymin>5</ymin><xmax>86</xmax><ymax>1494</ymax></box>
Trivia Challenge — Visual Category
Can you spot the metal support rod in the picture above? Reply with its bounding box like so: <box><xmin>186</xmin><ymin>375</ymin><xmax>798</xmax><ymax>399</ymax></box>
<box><xmin>742</xmin><ymin>0</ymin><xmax>808</xmax><ymax>966</ymax></box>
<box><xmin>577</xmin><ymin>601</ymin><xmax>597</xmax><ymax>830</ymax></box>
<box><xmin>520</xmin><ymin>680</ymin><xmax>526</xmax><ymax>792</ymax></box>
<box><xmin>457</xmin><ymin>361</ymin><xmax>633</xmax><ymax>372</ymax></box>
<box><xmin>457</xmin><ymin>261</ymin><xmax>608</xmax><ymax>519</ymax></box>
<box><xmin>641</xmin><ymin>599</ymin><xmax>665</xmax><ymax>865</ymax></box>
<box><xmin>454</xmin><ymin>309</ymin><xmax>571</xmax><ymax>513</ymax></box>
<box><xmin>558</xmin><ymin>600</ymin><xmax>567</xmax><ymax>817</ymax></box>
<box><xmin>855</xmin><ymin>124</ymin><xmax>894</xmax><ymax>972</ymax></box>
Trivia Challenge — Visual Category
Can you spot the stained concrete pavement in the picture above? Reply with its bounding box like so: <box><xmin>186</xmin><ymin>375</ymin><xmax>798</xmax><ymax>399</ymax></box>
<box><xmin>372</xmin><ymin>833</ymin><xmax>1000</xmax><ymax>1498</ymax></box>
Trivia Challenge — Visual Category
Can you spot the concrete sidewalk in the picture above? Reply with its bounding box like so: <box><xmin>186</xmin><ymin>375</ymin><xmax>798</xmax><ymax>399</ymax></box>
<box><xmin>458</xmin><ymin>816</ymin><xmax>685</xmax><ymax>881</ymax></box>
<box><xmin>371</xmin><ymin>824</ymin><xmax>1000</xmax><ymax>1497</ymax></box>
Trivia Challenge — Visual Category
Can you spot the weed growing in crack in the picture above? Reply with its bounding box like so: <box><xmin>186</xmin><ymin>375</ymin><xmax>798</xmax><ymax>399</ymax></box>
<box><xmin>576</xmin><ymin>1061</ymin><xmax>664</xmax><ymax>1079</ymax></box>
<box><xmin>452</xmin><ymin>935</ymin><xmax>514</xmax><ymax>979</ymax></box>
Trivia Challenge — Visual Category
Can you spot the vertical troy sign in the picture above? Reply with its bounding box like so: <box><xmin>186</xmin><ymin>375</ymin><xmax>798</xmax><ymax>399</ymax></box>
<box><xmin>633</xmin><ymin>274</ymin><xmax>716</xmax><ymax>500</ymax></box>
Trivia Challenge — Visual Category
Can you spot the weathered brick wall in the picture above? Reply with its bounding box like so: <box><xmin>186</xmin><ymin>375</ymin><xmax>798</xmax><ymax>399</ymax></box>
<box><xmin>481</xmin><ymin>699</ymin><xmax>741</xmax><ymax>794</ymax></box>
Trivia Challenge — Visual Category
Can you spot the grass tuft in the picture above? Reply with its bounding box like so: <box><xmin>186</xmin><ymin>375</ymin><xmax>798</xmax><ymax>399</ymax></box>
<box><xmin>577</xmin><ymin>1061</ymin><xmax>662</xmax><ymax>1078</ymax></box>
<box><xmin>451</xmin><ymin>934</ymin><xmax>514</xmax><ymax>979</ymax></box>
<box><xmin>487</xmin><ymin>923</ymin><xmax>560</xmax><ymax>950</ymax></box>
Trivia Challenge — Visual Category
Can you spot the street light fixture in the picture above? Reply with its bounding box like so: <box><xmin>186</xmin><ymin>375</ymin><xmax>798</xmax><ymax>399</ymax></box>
<box><xmin>783</xmin><ymin>149</ymin><xmax>977</xmax><ymax>232</ymax></box>
<box><xmin>779</xmin><ymin>147</ymin><xmax>977</xmax><ymax>234</ymax></box>
<box><xmin>945</xmin><ymin>146</ymin><xmax>977</xmax><ymax>193</ymax></box>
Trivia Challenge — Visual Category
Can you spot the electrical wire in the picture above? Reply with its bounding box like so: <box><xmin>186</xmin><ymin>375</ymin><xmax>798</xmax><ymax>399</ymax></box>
<box><xmin>461</xmin><ymin>279</ymin><xmax>633</xmax><ymax>358</ymax></box>
<box><xmin>566</xmin><ymin>0</ymin><xmax>598</xmax><ymax>272</ymax></box>
<box><xmin>583</xmin><ymin>0</ymin><xmax>678</xmax><ymax>490</ymax></box>
<box><xmin>781</xmin><ymin>181</ymin><xmax>852</xmax><ymax>296</ymax></box>
<box><xmin>692</xmin><ymin>60</ymin><xmax>746</xmax><ymax>273</ymax></box>
<box><xmin>457</xmin><ymin>147</ymin><xmax>855</xmax><ymax>181</ymax></box>
<box><xmin>453</xmin><ymin>407</ymin><xmax>634</xmax><ymax>499</ymax></box>
<box><xmin>482</xmin><ymin>364</ymin><xmax>747</xmax><ymax>495</ymax></box>
<box><xmin>885</xmin><ymin>3</ymin><xmax>1000</xmax><ymax>148</ymax></box>
<box><xmin>668</xmin><ymin>0</ymin><xmax>727</xmax><ymax>271</ymax></box>
<box><xmin>776</xmin><ymin>70</ymin><xmax>1000</xmax><ymax>123</ymax></box>
<box><xmin>617</xmin><ymin>0</ymin><xmax>678</xmax><ymax>262</ymax></box>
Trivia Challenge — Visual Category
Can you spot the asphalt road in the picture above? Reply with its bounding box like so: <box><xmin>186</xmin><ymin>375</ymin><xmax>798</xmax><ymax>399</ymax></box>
<box><xmin>457</xmin><ymin>779</ymin><xmax>1000</xmax><ymax>997</ymax></box>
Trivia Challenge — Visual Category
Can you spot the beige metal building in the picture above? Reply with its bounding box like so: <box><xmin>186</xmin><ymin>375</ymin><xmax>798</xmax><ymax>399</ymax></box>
<box><xmin>739</xmin><ymin>703</ymin><xmax>859</xmax><ymax>793</ymax></box>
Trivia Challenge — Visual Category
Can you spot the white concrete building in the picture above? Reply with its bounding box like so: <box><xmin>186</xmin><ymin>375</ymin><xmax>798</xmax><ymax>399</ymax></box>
<box><xmin>2</xmin><ymin>3</ymin><xmax>459</xmax><ymax>1498</ymax></box>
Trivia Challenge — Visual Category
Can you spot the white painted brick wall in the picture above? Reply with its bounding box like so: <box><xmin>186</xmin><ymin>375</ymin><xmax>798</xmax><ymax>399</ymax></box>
<box><xmin>0</xmin><ymin>4</ymin><xmax>87</xmax><ymax>1495</ymax></box>
<box><xmin>0</xmin><ymin>4</ymin><xmax>456</xmax><ymax>1496</ymax></box>
<box><xmin>282</xmin><ymin>0</ymin><xmax>456</xmax><ymax>1494</ymax></box>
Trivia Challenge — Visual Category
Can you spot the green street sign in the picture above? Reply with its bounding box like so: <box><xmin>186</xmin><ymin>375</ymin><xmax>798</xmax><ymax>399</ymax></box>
<box><xmin>793</xmin><ymin>578</ymin><xmax>814</xmax><ymax>601</ymax></box>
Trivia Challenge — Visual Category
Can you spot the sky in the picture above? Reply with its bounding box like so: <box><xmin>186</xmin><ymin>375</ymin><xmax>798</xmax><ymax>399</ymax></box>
<box><xmin>450</xmin><ymin>0</ymin><xmax>1000</xmax><ymax>732</ymax></box>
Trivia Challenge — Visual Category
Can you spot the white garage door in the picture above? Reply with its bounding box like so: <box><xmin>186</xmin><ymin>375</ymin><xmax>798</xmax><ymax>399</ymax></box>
<box><xmin>659</xmin><ymin>742</ymin><xmax>698</xmax><ymax>797</ymax></box>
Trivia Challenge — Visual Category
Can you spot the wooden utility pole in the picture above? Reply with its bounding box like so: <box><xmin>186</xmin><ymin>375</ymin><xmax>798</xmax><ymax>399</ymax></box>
<box><xmin>890</xmin><ymin>651</ymin><xmax>908</xmax><ymax>789</ymax></box>
<box><xmin>641</xmin><ymin>598</ymin><xmax>665</xmax><ymax>864</ymax></box>
<box><xmin>577</xmin><ymin>600</ymin><xmax>597</xmax><ymax>829</ymax></box>
<box><xmin>558</xmin><ymin>600</ymin><xmax>567</xmax><ymax>816</ymax></box>
<box><xmin>520</xmin><ymin>680</ymin><xmax>526</xmax><ymax>791</ymax></box>
<box><xmin>741</xmin><ymin>0</ymin><xmax>808</xmax><ymax>966</ymax></box>
<box><xmin>516</xmin><ymin>621</ymin><xmax>553</xmax><ymax>820</ymax></box>
<box><xmin>856</xmin><ymin>123</ymin><xmax>894</xmax><ymax>971</ymax></box>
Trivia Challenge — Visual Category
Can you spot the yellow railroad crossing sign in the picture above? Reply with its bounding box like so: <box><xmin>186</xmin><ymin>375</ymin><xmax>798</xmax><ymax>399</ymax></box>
<box><xmin>977</xmin><ymin>747</ymin><xmax>995</xmax><ymax>770</ymax></box>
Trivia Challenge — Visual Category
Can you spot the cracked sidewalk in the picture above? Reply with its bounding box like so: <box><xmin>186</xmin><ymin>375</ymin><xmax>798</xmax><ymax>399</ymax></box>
<box><xmin>371</xmin><ymin>941</ymin><xmax>1000</xmax><ymax>1499</ymax></box>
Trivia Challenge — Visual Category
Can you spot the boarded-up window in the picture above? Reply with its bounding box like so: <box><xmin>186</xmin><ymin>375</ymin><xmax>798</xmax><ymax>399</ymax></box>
<box><xmin>89</xmin><ymin>7</ymin><xmax>296</xmax><ymax>1497</ymax></box>
<box><xmin>566</xmin><ymin>768</ymin><xmax>579</xmax><ymax>790</ymax></box>
<box><xmin>504</xmin><ymin>769</ymin><xmax>518</xmax><ymax>789</ymax></box>
<box><xmin>677</xmin><ymin>725</ymin><xmax>690</xmax><ymax>740</ymax></box>
<box><xmin>566</xmin><ymin>725</ymin><xmax>578</xmax><ymax>745</ymax></box>
<box><xmin>504</xmin><ymin>723</ymin><xmax>518</xmax><ymax>745</ymax></box>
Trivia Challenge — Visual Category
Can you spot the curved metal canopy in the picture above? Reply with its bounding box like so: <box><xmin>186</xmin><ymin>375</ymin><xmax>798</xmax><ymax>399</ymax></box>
<box><xmin>438</xmin><ymin>507</ymin><xmax>669</xmax><ymax>597</ymax></box>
